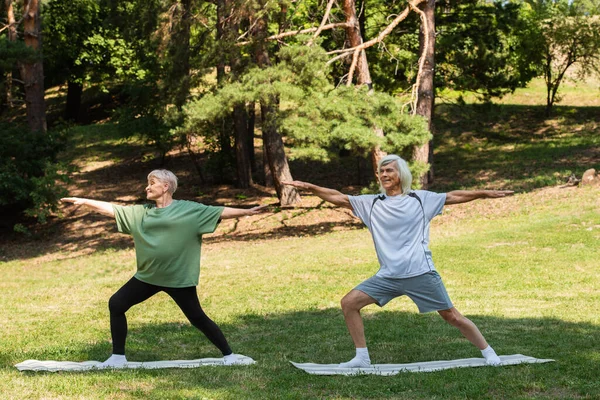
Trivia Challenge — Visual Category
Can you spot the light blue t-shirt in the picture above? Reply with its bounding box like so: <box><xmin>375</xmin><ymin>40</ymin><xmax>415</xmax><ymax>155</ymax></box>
<box><xmin>348</xmin><ymin>190</ymin><xmax>446</xmax><ymax>279</ymax></box>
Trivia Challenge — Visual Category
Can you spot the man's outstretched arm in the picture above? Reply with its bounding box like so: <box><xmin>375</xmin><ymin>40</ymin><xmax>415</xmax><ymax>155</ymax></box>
<box><xmin>61</xmin><ymin>197</ymin><xmax>115</xmax><ymax>217</ymax></box>
<box><xmin>445</xmin><ymin>190</ymin><xmax>514</xmax><ymax>205</ymax></box>
<box><xmin>282</xmin><ymin>181</ymin><xmax>352</xmax><ymax>209</ymax></box>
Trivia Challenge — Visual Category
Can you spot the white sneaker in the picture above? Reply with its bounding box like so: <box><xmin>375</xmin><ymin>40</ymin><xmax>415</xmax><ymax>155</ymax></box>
<box><xmin>485</xmin><ymin>354</ymin><xmax>502</xmax><ymax>366</ymax></box>
<box><xmin>339</xmin><ymin>356</ymin><xmax>371</xmax><ymax>368</ymax></box>
<box><xmin>223</xmin><ymin>354</ymin><xmax>255</xmax><ymax>366</ymax></box>
<box><xmin>99</xmin><ymin>354</ymin><xmax>127</xmax><ymax>369</ymax></box>
<box><xmin>481</xmin><ymin>346</ymin><xmax>502</xmax><ymax>366</ymax></box>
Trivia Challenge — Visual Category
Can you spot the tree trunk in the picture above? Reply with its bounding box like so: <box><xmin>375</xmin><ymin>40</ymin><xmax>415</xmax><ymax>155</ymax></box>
<box><xmin>342</xmin><ymin>0</ymin><xmax>385</xmax><ymax>177</ymax></box>
<box><xmin>19</xmin><ymin>0</ymin><xmax>46</xmax><ymax>133</ymax></box>
<box><xmin>65</xmin><ymin>80</ymin><xmax>83</xmax><ymax>122</ymax></box>
<box><xmin>254</xmin><ymin>11</ymin><xmax>300</xmax><ymax>206</ymax></box>
<box><xmin>544</xmin><ymin>53</ymin><xmax>553</xmax><ymax>116</ymax></box>
<box><xmin>413</xmin><ymin>0</ymin><xmax>435</xmax><ymax>187</ymax></box>
<box><xmin>260</xmin><ymin>101</ymin><xmax>300</xmax><ymax>206</ymax></box>
<box><xmin>247</xmin><ymin>102</ymin><xmax>256</xmax><ymax>174</ymax></box>
<box><xmin>171</xmin><ymin>0</ymin><xmax>191</xmax><ymax>109</ymax></box>
<box><xmin>5</xmin><ymin>0</ymin><xmax>17</xmax><ymax>109</ymax></box>
<box><xmin>233</xmin><ymin>104</ymin><xmax>252</xmax><ymax>188</ymax></box>
<box><xmin>343</xmin><ymin>0</ymin><xmax>371</xmax><ymax>86</ymax></box>
<box><xmin>227</xmin><ymin>2</ymin><xmax>253</xmax><ymax>189</ymax></box>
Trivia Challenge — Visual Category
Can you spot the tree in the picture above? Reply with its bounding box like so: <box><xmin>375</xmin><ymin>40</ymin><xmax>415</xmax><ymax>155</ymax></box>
<box><xmin>44</xmin><ymin>0</ymin><xmax>101</xmax><ymax>122</ymax></box>
<box><xmin>539</xmin><ymin>13</ymin><xmax>600</xmax><ymax>114</ymax></box>
<box><xmin>252</xmin><ymin>3</ymin><xmax>301</xmax><ymax>206</ymax></box>
<box><xmin>2</xmin><ymin>0</ymin><xmax>18</xmax><ymax>109</ymax></box>
<box><xmin>19</xmin><ymin>0</ymin><xmax>46</xmax><ymax>133</ymax></box>
<box><xmin>412</xmin><ymin>0</ymin><xmax>435</xmax><ymax>187</ymax></box>
<box><xmin>519</xmin><ymin>0</ymin><xmax>600</xmax><ymax>114</ymax></box>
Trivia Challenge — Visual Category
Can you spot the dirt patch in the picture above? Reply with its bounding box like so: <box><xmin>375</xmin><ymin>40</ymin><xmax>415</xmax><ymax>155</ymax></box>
<box><xmin>0</xmin><ymin>146</ymin><xmax>588</xmax><ymax>264</ymax></box>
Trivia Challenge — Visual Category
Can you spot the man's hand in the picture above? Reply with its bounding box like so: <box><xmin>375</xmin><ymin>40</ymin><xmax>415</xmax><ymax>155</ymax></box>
<box><xmin>484</xmin><ymin>190</ymin><xmax>514</xmax><ymax>198</ymax></box>
<box><xmin>281</xmin><ymin>180</ymin><xmax>312</xmax><ymax>190</ymax></box>
<box><xmin>281</xmin><ymin>180</ymin><xmax>351</xmax><ymax>209</ymax></box>
<box><xmin>445</xmin><ymin>190</ymin><xmax>515</xmax><ymax>205</ymax></box>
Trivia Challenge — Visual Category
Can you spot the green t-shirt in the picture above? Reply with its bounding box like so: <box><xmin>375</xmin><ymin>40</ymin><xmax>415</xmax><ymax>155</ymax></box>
<box><xmin>112</xmin><ymin>200</ymin><xmax>223</xmax><ymax>288</ymax></box>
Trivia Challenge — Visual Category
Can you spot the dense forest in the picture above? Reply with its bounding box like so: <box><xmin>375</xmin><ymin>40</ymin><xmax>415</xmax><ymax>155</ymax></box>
<box><xmin>1</xmin><ymin>0</ymin><xmax>599</xmax><ymax>226</ymax></box>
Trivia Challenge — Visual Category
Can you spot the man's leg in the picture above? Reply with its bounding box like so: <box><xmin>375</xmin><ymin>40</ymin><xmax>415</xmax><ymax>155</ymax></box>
<box><xmin>105</xmin><ymin>277</ymin><xmax>159</xmax><ymax>366</ymax></box>
<box><xmin>339</xmin><ymin>289</ymin><xmax>378</xmax><ymax>367</ymax></box>
<box><xmin>438</xmin><ymin>307</ymin><xmax>501</xmax><ymax>365</ymax></box>
<box><xmin>166</xmin><ymin>287</ymin><xmax>252</xmax><ymax>365</ymax></box>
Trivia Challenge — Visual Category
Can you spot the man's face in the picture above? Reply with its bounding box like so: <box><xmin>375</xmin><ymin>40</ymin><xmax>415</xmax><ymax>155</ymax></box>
<box><xmin>145</xmin><ymin>178</ymin><xmax>169</xmax><ymax>200</ymax></box>
<box><xmin>379</xmin><ymin>162</ymin><xmax>402</xmax><ymax>193</ymax></box>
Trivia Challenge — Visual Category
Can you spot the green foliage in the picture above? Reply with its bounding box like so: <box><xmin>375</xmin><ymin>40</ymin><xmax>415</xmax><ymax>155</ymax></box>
<box><xmin>0</xmin><ymin>124</ymin><xmax>70</xmax><ymax>225</ymax></box>
<box><xmin>76</xmin><ymin>28</ymin><xmax>149</xmax><ymax>91</ymax></box>
<box><xmin>435</xmin><ymin>1</ymin><xmax>541</xmax><ymax>100</ymax></box>
<box><xmin>0</xmin><ymin>36</ymin><xmax>36</xmax><ymax>71</ymax></box>
<box><xmin>180</xmin><ymin>44</ymin><xmax>430</xmax><ymax>164</ymax></box>
<box><xmin>518</xmin><ymin>0</ymin><xmax>600</xmax><ymax>112</ymax></box>
<box><xmin>43</xmin><ymin>0</ymin><xmax>101</xmax><ymax>86</ymax></box>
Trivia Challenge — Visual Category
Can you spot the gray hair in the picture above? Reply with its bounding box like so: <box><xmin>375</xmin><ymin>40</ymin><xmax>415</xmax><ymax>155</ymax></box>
<box><xmin>377</xmin><ymin>155</ymin><xmax>412</xmax><ymax>195</ymax></box>
<box><xmin>147</xmin><ymin>169</ymin><xmax>178</xmax><ymax>194</ymax></box>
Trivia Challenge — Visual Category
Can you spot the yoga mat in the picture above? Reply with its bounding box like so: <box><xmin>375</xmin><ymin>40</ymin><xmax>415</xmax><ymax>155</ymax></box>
<box><xmin>15</xmin><ymin>356</ymin><xmax>255</xmax><ymax>372</ymax></box>
<box><xmin>291</xmin><ymin>354</ymin><xmax>554</xmax><ymax>376</ymax></box>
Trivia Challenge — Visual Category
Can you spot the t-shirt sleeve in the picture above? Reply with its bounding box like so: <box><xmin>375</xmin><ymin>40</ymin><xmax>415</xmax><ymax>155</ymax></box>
<box><xmin>416</xmin><ymin>190</ymin><xmax>446</xmax><ymax>221</ymax></box>
<box><xmin>113</xmin><ymin>204</ymin><xmax>145</xmax><ymax>235</ymax></box>
<box><xmin>348</xmin><ymin>195</ymin><xmax>377</xmax><ymax>227</ymax></box>
<box><xmin>196</xmin><ymin>204</ymin><xmax>224</xmax><ymax>234</ymax></box>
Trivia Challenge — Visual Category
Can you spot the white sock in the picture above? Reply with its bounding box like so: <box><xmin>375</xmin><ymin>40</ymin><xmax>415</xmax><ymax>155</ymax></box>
<box><xmin>223</xmin><ymin>353</ymin><xmax>255</xmax><ymax>366</ymax></box>
<box><xmin>481</xmin><ymin>345</ymin><xmax>501</xmax><ymax>366</ymax></box>
<box><xmin>339</xmin><ymin>347</ymin><xmax>371</xmax><ymax>368</ymax></box>
<box><xmin>100</xmin><ymin>354</ymin><xmax>127</xmax><ymax>368</ymax></box>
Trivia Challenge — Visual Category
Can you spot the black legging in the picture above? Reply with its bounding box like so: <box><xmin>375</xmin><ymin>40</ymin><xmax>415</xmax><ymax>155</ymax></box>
<box><xmin>108</xmin><ymin>277</ymin><xmax>232</xmax><ymax>356</ymax></box>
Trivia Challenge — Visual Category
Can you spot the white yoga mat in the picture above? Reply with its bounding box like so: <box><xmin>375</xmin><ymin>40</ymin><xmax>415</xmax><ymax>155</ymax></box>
<box><xmin>291</xmin><ymin>354</ymin><xmax>554</xmax><ymax>376</ymax></box>
<box><xmin>15</xmin><ymin>356</ymin><xmax>255</xmax><ymax>372</ymax></box>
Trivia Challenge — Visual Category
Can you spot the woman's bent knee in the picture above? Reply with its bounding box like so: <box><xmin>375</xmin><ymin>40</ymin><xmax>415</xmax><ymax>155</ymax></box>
<box><xmin>108</xmin><ymin>295</ymin><xmax>127</xmax><ymax>314</ymax></box>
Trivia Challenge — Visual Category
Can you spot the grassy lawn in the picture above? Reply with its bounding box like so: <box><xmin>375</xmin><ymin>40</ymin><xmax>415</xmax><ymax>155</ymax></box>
<box><xmin>1</xmin><ymin>78</ymin><xmax>600</xmax><ymax>399</ymax></box>
<box><xmin>1</xmin><ymin>186</ymin><xmax>599</xmax><ymax>399</ymax></box>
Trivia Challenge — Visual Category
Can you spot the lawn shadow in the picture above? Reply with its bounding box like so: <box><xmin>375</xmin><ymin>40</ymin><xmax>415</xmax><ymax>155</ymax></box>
<box><xmin>432</xmin><ymin>104</ymin><xmax>600</xmax><ymax>192</ymax></box>
<box><xmin>0</xmin><ymin>149</ymin><xmax>366</xmax><ymax>262</ymax></box>
<box><xmin>5</xmin><ymin>308</ymin><xmax>600</xmax><ymax>399</ymax></box>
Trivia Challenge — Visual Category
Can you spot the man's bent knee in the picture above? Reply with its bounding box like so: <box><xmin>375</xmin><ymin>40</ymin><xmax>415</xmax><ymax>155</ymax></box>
<box><xmin>341</xmin><ymin>290</ymin><xmax>375</xmax><ymax>313</ymax></box>
<box><xmin>438</xmin><ymin>308</ymin><xmax>462</xmax><ymax>326</ymax></box>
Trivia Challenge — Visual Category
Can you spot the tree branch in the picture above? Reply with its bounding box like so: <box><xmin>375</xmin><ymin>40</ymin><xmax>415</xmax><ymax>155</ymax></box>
<box><xmin>237</xmin><ymin>22</ymin><xmax>351</xmax><ymax>45</ymax></box>
<box><xmin>343</xmin><ymin>0</ymin><xmax>425</xmax><ymax>86</ymax></box>
<box><xmin>408</xmin><ymin>0</ymin><xmax>431</xmax><ymax>115</ymax></box>
<box><xmin>307</xmin><ymin>0</ymin><xmax>337</xmax><ymax>46</ymax></box>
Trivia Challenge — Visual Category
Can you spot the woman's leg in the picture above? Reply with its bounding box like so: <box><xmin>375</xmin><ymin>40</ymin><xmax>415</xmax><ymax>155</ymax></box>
<box><xmin>108</xmin><ymin>277</ymin><xmax>159</xmax><ymax>355</ymax></box>
<box><xmin>166</xmin><ymin>287</ymin><xmax>233</xmax><ymax>356</ymax></box>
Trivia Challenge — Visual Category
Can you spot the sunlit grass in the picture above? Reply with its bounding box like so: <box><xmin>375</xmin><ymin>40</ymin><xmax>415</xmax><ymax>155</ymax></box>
<box><xmin>1</xmin><ymin>187</ymin><xmax>599</xmax><ymax>399</ymax></box>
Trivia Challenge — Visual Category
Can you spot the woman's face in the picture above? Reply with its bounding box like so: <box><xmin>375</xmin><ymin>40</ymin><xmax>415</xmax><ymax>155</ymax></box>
<box><xmin>379</xmin><ymin>162</ymin><xmax>402</xmax><ymax>194</ymax></box>
<box><xmin>145</xmin><ymin>177</ymin><xmax>169</xmax><ymax>200</ymax></box>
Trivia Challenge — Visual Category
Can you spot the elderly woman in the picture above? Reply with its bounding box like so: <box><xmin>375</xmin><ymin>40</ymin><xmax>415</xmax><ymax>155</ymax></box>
<box><xmin>62</xmin><ymin>169</ymin><xmax>266</xmax><ymax>367</ymax></box>
<box><xmin>283</xmin><ymin>155</ymin><xmax>513</xmax><ymax>368</ymax></box>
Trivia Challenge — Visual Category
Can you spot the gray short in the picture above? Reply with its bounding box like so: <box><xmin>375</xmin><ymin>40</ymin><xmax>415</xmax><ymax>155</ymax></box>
<box><xmin>355</xmin><ymin>271</ymin><xmax>453</xmax><ymax>313</ymax></box>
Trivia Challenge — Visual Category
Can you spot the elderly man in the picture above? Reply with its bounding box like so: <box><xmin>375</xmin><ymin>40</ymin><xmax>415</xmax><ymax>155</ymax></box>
<box><xmin>62</xmin><ymin>169</ymin><xmax>266</xmax><ymax>367</ymax></box>
<box><xmin>283</xmin><ymin>155</ymin><xmax>513</xmax><ymax>368</ymax></box>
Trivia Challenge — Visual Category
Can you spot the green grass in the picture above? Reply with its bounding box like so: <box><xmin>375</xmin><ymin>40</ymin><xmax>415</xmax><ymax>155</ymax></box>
<box><xmin>430</xmin><ymin>77</ymin><xmax>600</xmax><ymax>193</ymax></box>
<box><xmin>1</xmin><ymin>187</ymin><xmax>599</xmax><ymax>399</ymax></box>
<box><xmin>1</xmin><ymin>77</ymin><xmax>600</xmax><ymax>399</ymax></box>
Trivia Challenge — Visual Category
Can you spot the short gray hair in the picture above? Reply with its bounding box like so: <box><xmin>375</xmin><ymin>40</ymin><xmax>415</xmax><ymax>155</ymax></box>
<box><xmin>377</xmin><ymin>155</ymin><xmax>412</xmax><ymax>195</ymax></box>
<box><xmin>147</xmin><ymin>169</ymin><xmax>178</xmax><ymax>194</ymax></box>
